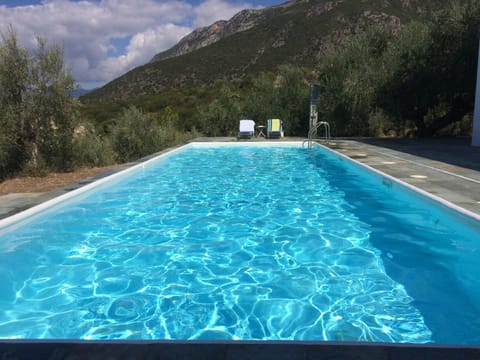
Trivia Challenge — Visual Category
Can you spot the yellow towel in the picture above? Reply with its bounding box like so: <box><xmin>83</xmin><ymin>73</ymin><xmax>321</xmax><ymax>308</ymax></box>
<box><xmin>271</xmin><ymin>119</ymin><xmax>281</xmax><ymax>131</ymax></box>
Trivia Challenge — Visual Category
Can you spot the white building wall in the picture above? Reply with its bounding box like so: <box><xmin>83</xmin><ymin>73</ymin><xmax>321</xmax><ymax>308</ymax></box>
<box><xmin>472</xmin><ymin>40</ymin><xmax>480</xmax><ymax>146</ymax></box>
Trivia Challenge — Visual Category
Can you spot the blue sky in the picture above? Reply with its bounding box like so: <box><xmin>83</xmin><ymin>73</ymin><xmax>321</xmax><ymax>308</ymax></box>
<box><xmin>0</xmin><ymin>0</ymin><xmax>284</xmax><ymax>89</ymax></box>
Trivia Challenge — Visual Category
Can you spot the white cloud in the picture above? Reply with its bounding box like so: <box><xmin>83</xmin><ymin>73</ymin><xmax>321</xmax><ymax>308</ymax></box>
<box><xmin>91</xmin><ymin>24</ymin><xmax>192</xmax><ymax>85</ymax></box>
<box><xmin>0</xmin><ymin>0</ymin><xmax>259</xmax><ymax>89</ymax></box>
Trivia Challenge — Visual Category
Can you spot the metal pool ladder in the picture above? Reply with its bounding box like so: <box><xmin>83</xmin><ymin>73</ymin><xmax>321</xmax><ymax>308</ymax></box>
<box><xmin>303</xmin><ymin>121</ymin><xmax>331</xmax><ymax>149</ymax></box>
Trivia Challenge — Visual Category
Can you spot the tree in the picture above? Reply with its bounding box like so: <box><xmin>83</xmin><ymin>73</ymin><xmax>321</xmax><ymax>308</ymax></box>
<box><xmin>0</xmin><ymin>26</ymin><xmax>78</xmax><ymax>178</ymax></box>
<box><xmin>273</xmin><ymin>66</ymin><xmax>309</xmax><ymax>136</ymax></box>
<box><xmin>378</xmin><ymin>1</ymin><xmax>480</xmax><ymax>137</ymax></box>
<box><xmin>242</xmin><ymin>72</ymin><xmax>278</xmax><ymax>127</ymax></box>
<box><xmin>72</xmin><ymin>122</ymin><xmax>115</xmax><ymax>167</ymax></box>
<box><xmin>316</xmin><ymin>27</ymin><xmax>394</xmax><ymax>136</ymax></box>
<box><xmin>198</xmin><ymin>85</ymin><xmax>241</xmax><ymax>136</ymax></box>
<box><xmin>241</xmin><ymin>67</ymin><xmax>309</xmax><ymax>137</ymax></box>
<box><xmin>30</xmin><ymin>37</ymin><xmax>77</xmax><ymax>170</ymax></box>
<box><xmin>0</xmin><ymin>26</ymin><xmax>30</xmax><ymax>178</ymax></box>
<box><xmin>110</xmin><ymin>105</ymin><xmax>174</xmax><ymax>162</ymax></box>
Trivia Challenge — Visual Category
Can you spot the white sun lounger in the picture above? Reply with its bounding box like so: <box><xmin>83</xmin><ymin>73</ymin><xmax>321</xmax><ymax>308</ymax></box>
<box><xmin>238</xmin><ymin>119</ymin><xmax>255</xmax><ymax>139</ymax></box>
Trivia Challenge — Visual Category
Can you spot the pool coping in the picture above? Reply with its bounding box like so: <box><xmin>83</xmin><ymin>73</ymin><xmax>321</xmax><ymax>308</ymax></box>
<box><xmin>0</xmin><ymin>143</ymin><xmax>189</xmax><ymax>222</ymax></box>
<box><xmin>321</xmin><ymin>138</ymin><xmax>480</xmax><ymax>218</ymax></box>
<box><xmin>315</xmin><ymin>142</ymin><xmax>480</xmax><ymax>225</ymax></box>
<box><xmin>1</xmin><ymin>339</ymin><xmax>480</xmax><ymax>359</ymax></box>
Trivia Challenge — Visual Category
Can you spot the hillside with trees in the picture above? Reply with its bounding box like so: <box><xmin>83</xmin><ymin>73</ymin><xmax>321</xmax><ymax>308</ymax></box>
<box><xmin>82</xmin><ymin>0</ymin><xmax>448</xmax><ymax>103</ymax></box>
<box><xmin>81</xmin><ymin>1</ymin><xmax>480</xmax><ymax>139</ymax></box>
<box><xmin>315</xmin><ymin>0</ymin><xmax>480</xmax><ymax>137</ymax></box>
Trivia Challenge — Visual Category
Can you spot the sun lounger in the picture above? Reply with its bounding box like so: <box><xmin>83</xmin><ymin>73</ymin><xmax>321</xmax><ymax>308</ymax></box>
<box><xmin>238</xmin><ymin>119</ymin><xmax>255</xmax><ymax>139</ymax></box>
<box><xmin>267</xmin><ymin>118</ymin><xmax>283</xmax><ymax>139</ymax></box>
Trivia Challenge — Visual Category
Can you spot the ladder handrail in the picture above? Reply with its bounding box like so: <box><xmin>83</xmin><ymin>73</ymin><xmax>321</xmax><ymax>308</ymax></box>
<box><xmin>304</xmin><ymin>121</ymin><xmax>330</xmax><ymax>149</ymax></box>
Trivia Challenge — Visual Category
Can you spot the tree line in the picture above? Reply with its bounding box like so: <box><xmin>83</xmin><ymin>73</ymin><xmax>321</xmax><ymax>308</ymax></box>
<box><xmin>1</xmin><ymin>0</ymin><xmax>479</xmax><ymax>180</ymax></box>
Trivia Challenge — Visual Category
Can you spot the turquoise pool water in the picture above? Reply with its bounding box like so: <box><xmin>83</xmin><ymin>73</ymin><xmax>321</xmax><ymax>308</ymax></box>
<box><xmin>0</xmin><ymin>143</ymin><xmax>479</xmax><ymax>343</ymax></box>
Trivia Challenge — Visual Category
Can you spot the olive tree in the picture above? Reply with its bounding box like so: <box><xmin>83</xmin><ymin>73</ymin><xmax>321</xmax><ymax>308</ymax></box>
<box><xmin>0</xmin><ymin>26</ymin><xmax>30</xmax><ymax>178</ymax></box>
<box><xmin>198</xmin><ymin>85</ymin><xmax>241</xmax><ymax>136</ymax></box>
<box><xmin>110</xmin><ymin>105</ymin><xmax>164</xmax><ymax>162</ymax></box>
<box><xmin>0</xmin><ymin>26</ymin><xmax>77</xmax><ymax>178</ymax></box>
<box><xmin>378</xmin><ymin>1</ymin><xmax>480</xmax><ymax>136</ymax></box>
<box><xmin>31</xmin><ymin>37</ymin><xmax>77</xmax><ymax>170</ymax></box>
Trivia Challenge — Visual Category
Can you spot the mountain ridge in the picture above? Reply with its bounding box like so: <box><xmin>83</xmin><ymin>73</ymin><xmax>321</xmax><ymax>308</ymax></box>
<box><xmin>150</xmin><ymin>8</ymin><xmax>268</xmax><ymax>63</ymax></box>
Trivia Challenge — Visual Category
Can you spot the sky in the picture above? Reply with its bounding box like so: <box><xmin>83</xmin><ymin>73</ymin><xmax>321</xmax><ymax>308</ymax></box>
<box><xmin>0</xmin><ymin>0</ymin><xmax>283</xmax><ymax>89</ymax></box>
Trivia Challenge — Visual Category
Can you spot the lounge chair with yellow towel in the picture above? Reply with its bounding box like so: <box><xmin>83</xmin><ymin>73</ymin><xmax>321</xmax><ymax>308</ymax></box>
<box><xmin>266</xmin><ymin>118</ymin><xmax>283</xmax><ymax>139</ymax></box>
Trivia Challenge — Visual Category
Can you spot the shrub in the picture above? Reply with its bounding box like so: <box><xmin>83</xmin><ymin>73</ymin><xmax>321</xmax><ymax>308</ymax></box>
<box><xmin>72</xmin><ymin>123</ymin><xmax>115</xmax><ymax>167</ymax></box>
<box><xmin>109</xmin><ymin>105</ymin><xmax>193</xmax><ymax>163</ymax></box>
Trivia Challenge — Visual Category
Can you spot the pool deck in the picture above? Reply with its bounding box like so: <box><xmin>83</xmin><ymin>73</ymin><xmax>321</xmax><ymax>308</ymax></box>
<box><xmin>1</xmin><ymin>137</ymin><xmax>480</xmax><ymax>220</ymax></box>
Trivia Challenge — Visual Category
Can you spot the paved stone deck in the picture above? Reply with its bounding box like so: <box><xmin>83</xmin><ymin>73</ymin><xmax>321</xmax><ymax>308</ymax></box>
<box><xmin>1</xmin><ymin>137</ymin><xmax>479</xmax><ymax>220</ymax></box>
<box><xmin>322</xmin><ymin>138</ymin><xmax>480</xmax><ymax>218</ymax></box>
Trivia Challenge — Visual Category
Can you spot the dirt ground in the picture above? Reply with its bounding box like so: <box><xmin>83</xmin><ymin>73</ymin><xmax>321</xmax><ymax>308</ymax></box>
<box><xmin>0</xmin><ymin>166</ymin><xmax>116</xmax><ymax>195</ymax></box>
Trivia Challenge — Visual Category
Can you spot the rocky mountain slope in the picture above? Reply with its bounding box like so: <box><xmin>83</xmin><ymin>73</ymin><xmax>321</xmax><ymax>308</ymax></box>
<box><xmin>82</xmin><ymin>0</ymin><xmax>447</xmax><ymax>103</ymax></box>
<box><xmin>150</xmin><ymin>8</ymin><xmax>266</xmax><ymax>62</ymax></box>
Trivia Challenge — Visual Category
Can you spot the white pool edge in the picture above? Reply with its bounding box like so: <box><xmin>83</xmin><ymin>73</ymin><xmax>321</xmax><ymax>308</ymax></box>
<box><xmin>314</xmin><ymin>142</ymin><xmax>480</xmax><ymax>224</ymax></box>
<box><xmin>0</xmin><ymin>143</ymin><xmax>194</xmax><ymax>230</ymax></box>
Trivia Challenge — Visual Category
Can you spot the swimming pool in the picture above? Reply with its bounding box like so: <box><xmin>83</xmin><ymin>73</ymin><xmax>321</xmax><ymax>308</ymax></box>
<box><xmin>0</xmin><ymin>142</ymin><xmax>478</xmax><ymax>344</ymax></box>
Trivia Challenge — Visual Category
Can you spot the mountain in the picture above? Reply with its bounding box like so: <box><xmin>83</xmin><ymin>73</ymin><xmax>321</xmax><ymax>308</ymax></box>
<box><xmin>150</xmin><ymin>8</ymin><xmax>266</xmax><ymax>63</ymax></box>
<box><xmin>82</xmin><ymin>0</ymin><xmax>447</xmax><ymax>103</ymax></box>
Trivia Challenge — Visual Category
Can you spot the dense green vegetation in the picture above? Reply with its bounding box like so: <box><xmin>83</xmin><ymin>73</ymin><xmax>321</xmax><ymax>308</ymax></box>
<box><xmin>0</xmin><ymin>27</ymin><xmax>77</xmax><ymax>179</ymax></box>
<box><xmin>1</xmin><ymin>1</ymin><xmax>479</xmax><ymax>181</ymax></box>
<box><xmin>316</xmin><ymin>0</ymin><xmax>480</xmax><ymax>137</ymax></box>
<box><xmin>80</xmin><ymin>66</ymin><xmax>310</xmax><ymax>138</ymax></box>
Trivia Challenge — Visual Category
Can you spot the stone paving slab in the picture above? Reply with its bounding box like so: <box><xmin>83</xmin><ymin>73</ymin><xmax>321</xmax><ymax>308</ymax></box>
<box><xmin>0</xmin><ymin>193</ymin><xmax>45</xmax><ymax>218</ymax></box>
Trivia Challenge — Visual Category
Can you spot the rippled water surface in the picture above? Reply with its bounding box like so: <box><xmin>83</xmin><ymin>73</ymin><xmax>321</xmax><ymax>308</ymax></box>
<box><xmin>0</xmin><ymin>143</ymin><xmax>479</xmax><ymax>343</ymax></box>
